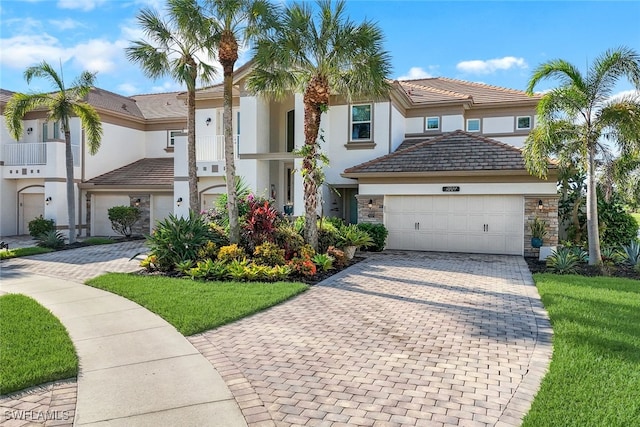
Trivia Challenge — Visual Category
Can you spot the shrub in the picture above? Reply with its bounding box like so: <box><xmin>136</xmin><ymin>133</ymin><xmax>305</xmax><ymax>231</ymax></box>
<box><xmin>327</xmin><ymin>246</ymin><xmax>348</xmax><ymax>269</ymax></box>
<box><xmin>36</xmin><ymin>230</ymin><xmax>65</xmax><ymax>249</ymax></box>
<box><xmin>243</xmin><ymin>199</ymin><xmax>282</xmax><ymax>251</ymax></box>
<box><xmin>597</xmin><ymin>194</ymin><xmax>639</xmax><ymax>247</ymax></box>
<box><xmin>529</xmin><ymin>217</ymin><xmax>548</xmax><ymax>239</ymax></box>
<box><xmin>289</xmin><ymin>258</ymin><xmax>317</xmax><ymax>277</ymax></box>
<box><xmin>28</xmin><ymin>215</ymin><xmax>55</xmax><ymax>239</ymax></box>
<box><xmin>312</xmin><ymin>253</ymin><xmax>334</xmax><ymax>271</ymax></box>
<box><xmin>208</xmin><ymin>223</ymin><xmax>229</xmax><ymax>247</ymax></box>
<box><xmin>356</xmin><ymin>223</ymin><xmax>388</xmax><ymax>252</ymax></box>
<box><xmin>337</xmin><ymin>224</ymin><xmax>373</xmax><ymax>249</ymax></box>
<box><xmin>146</xmin><ymin>212</ymin><xmax>214</xmax><ymax>271</ymax></box>
<box><xmin>621</xmin><ymin>241</ymin><xmax>640</xmax><ymax>267</ymax></box>
<box><xmin>175</xmin><ymin>259</ymin><xmax>194</xmax><ymax>275</ymax></box>
<box><xmin>197</xmin><ymin>241</ymin><xmax>219</xmax><ymax>261</ymax></box>
<box><xmin>254</xmin><ymin>242</ymin><xmax>286</xmax><ymax>266</ymax></box>
<box><xmin>108</xmin><ymin>206</ymin><xmax>141</xmax><ymax>237</ymax></box>
<box><xmin>318</xmin><ymin>222</ymin><xmax>340</xmax><ymax>253</ymax></box>
<box><xmin>546</xmin><ymin>248</ymin><xmax>580</xmax><ymax>274</ymax></box>
<box><xmin>217</xmin><ymin>244</ymin><xmax>246</xmax><ymax>263</ymax></box>
<box><xmin>140</xmin><ymin>255</ymin><xmax>158</xmax><ymax>271</ymax></box>
<box><xmin>187</xmin><ymin>259</ymin><xmax>229</xmax><ymax>281</ymax></box>
<box><xmin>601</xmin><ymin>247</ymin><xmax>625</xmax><ymax>265</ymax></box>
<box><xmin>321</xmin><ymin>216</ymin><xmax>345</xmax><ymax>229</ymax></box>
<box><xmin>275</xmin><ymin>223</ymin><xmax>305</xmax><ymax>260</ymax></box>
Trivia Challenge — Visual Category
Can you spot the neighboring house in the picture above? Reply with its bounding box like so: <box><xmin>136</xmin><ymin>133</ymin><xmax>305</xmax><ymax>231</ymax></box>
<box><xmin>0</xmin><ymin>72</ymin><xmax>558</xmax><ymax>257</ymax></box>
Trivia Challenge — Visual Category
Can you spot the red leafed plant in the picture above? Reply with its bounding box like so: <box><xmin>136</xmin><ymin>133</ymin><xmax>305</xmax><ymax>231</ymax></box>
<box><xmin>243</xmin><ymin>199</ymin><xmax>282</xmax><ymax>251</ymax></box>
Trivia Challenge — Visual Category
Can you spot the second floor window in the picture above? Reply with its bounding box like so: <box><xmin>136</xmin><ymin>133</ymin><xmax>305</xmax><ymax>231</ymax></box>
<box><xmin>351</xmin><ymin>104</ymin><xmax>372</xmax><ymax>141</ymax></box>
<box><xmin>168</xmin><ymin>130</ymin><xmax>182</xmax><ymax>147</ymax></box>
<box><xmin>426</xmin><ymin>117</ymin><xmax>440</xmax><ymax>131</ymax></box>
<box><xmin>516</xmin><ymin>116</ymin><xmax>531</xmax><ymax>130</ymax></box>
<box><xmin>466</xmin><ymin>118</ymin><xmax>481</xmax><ymax>132</ymax></box>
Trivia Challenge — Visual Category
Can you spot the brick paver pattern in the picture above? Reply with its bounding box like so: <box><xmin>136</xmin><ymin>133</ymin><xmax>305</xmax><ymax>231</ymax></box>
<box><xmin>190</xmin><ymin>251</ymin><xmax>552</xmax><ymax>427</ymax></box>
<box><xmin>0</xmin><ymin>241</ymin><xmax>146</xmax><ymax>427</ymax></box>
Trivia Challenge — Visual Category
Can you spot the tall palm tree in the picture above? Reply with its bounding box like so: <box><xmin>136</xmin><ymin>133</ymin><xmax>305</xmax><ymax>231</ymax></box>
<box><xmin>248</xmin><ymin>0</ymin><xmax>392</xmax><ymax>249</ymax></box>
<box><xmin>202</xmin><ymin>0</ymin><xmax>276</xmax><ymax>244</ymax></box>
<box><xmin>126</xmin><ymin>0</ymin><xmax>217</xmax><ymax>212</ymax></box>
<box><xmin>4</xmin><ymin>61</ymin><xmax>103</xmax><ymax>244</ymax></box>
<box><xmin>524</xmin><ymin>47</ymin><xmax>640</xmax><ymax>265</ymax></box>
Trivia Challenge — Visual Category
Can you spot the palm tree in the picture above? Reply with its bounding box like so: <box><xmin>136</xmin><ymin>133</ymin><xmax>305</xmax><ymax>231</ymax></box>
<box><xmin>248</xmin><ymin>0</ymin><xmax>392</xmax><ymax>249</ymax></box>
<box><xmin>4</xmin><ymin>61</ymin><xmax>103</xmax><ymax>244</ymax></box>
<box><xmin>126</xmin><ymin>0</ymin><xmax>217</xmax><ymax>212</ymax></box>
<box><xmin>524</xmin><ymin>47</ymin><xmax>640</xmax><ymax>265</ymax></box>
<box><xmin>203</xmin><ymin>0</ymin><xmax>276</xmax><ymax>244</ymax></box>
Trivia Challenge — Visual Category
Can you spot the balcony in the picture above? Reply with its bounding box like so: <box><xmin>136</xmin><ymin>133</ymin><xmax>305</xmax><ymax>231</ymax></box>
<box><xmin>2</xmin><ymin>142</ymin><xmax>80</xmax><ymax>179</ymax></box>
<box><xmin>196</xmin><ymin>135</ymin><xmax>239</xmax><ymax>161</ymax></box>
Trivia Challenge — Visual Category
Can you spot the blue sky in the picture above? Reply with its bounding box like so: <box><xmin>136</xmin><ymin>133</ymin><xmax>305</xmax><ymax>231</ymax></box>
<box><xmin>1</xmin><ymin>0</ymin><xmax>639</xmax><ymax>97</ymax></box>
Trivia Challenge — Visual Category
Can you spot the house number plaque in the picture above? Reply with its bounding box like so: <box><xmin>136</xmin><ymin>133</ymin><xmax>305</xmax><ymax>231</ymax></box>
<box><xmin>442</xmin><ymin>186</ymin><xmax>460</xmax><ymax>192</ymax></box>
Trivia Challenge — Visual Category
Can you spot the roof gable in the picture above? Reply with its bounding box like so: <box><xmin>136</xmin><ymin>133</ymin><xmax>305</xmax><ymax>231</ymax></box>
<box><xmin>344</xmin><ymin>130</ymin><xmax>544</xmax><ymax>175</ymax></box>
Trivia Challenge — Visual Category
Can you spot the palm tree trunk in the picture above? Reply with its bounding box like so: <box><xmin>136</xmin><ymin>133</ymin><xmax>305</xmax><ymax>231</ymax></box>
<box><xmin>64</xmin><ymin>129</ymin><xmax>76</xmax><ymax>244</ymax></box>
<box><xmin>223</xmin><ymin>69</ymin><xmax>240</xmax><ymax>244</ymax></box>
<box><xmin>303</xmin><ymin>102</ymin><xmax>322</xmax><ymax>250</ymax></box>
<box><xmin>187</xmin><ymin>88</ymin><xmax>199</xmax><ymax>212</ymax></box>
<box><xmin>587</xmin><ymin>146</ymin><xmax>602</xmax><ymax>265</ymax></box>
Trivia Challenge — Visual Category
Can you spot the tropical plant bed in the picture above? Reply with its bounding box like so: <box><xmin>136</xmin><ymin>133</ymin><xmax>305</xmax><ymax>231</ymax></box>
<box><xmin>525</xmin><ymin>257</ymin><xmax>640</xmax><ymax>280</ymax></box>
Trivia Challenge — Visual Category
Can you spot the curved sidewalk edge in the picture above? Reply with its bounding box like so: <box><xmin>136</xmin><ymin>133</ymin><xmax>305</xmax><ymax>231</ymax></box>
<box><xmin>0</xmin><ymin>272</ymin><xmax>247</xmax><ymax>427</ymax></box>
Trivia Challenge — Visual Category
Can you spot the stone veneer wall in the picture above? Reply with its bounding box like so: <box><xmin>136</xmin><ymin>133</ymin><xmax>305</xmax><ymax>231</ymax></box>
<box><xmin>524</xmin><ymin>196</ymin><xmax>559</xmax><ymax>258</ymax></box>
<box><xmin>356</xmin><ymin>195</ymin><xmax>384</xmax><ymax>225</ymax></box>
<box><xmin>130</xmin><ymin>195</ymin><xmax>150</xmax><ymax>236</ymax></box>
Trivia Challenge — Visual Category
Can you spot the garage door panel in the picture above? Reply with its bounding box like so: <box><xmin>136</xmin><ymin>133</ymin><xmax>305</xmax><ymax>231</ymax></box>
<box><xmin>94</xmin><ymin>195</ymin><xmax>130</xmax><ymax>236</ymax></box>
<box><xmin>385</xmin><ymin>195</ymin><xmax>523</xmax><ymax>255</ymax></box>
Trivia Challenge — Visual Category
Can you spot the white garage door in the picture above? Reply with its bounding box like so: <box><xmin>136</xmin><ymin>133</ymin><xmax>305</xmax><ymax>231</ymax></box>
<box><xmin>21</xmin><ymin>193</ymin><xmax>44</xmax><ymax>235</ymax></box>
<box><xmin>385</xmin><ymin>195</ymin><xmax>523</xmax><ymax>255</ymax></box>
<box><xmin>93</xmin><ymin>195</ymin><xmax>130</xmax><ymax>236</ymax></box>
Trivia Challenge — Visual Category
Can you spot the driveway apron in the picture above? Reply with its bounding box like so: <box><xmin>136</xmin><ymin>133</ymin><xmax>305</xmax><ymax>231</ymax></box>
<box><xmin>191</xmin><ymin>251</ymin><xmax>552</xmax><ymax>427</ymax></box>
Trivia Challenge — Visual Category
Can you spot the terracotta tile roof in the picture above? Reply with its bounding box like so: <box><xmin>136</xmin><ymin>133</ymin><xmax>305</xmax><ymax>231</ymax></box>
<box><xmin>132</xmin><ymin>92</ymin><xmax>186</xmax><ymax>119</ymax></box>
<box><xmin>84</xmin><ymin>158</ymin><xmax>174</xmax><ymax>186</ymax></box>
<box><xmin>398</xmin><ymin>77</ymin><xmax>539</xmax><ymax>105</ymax></box>
<box><xmin>195</xmin><ymin>83</ymin><xmax>240</xmax><ymax>98</ymax></box>
<box><xmin>344</xmin><ymin>130</ymin><xmax>549</xmax><ymax>175</ymax></box>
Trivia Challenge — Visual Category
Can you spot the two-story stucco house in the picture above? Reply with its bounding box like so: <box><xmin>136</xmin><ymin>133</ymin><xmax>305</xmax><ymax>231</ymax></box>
<box><xmin>0</xmin><ymin>68</ymin><xmax>558</xmax><ymax>257</ymax></box>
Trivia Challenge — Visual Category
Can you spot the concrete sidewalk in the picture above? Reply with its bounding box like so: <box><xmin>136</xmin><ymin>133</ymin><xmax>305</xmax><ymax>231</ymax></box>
<box><xmin>1</xmin><ymin>264</ymin><xmax>246</xmax><ymax>425</ymax></box>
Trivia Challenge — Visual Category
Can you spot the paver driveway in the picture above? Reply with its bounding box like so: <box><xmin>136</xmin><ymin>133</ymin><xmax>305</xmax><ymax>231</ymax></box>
<box><xmin>190</xmin><ymin>251</ymin><xmax>552</xmax><ymax>427</ymax></box>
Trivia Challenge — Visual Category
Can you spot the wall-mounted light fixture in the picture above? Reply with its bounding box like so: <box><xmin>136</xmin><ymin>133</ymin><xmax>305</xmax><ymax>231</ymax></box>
<box><xmin>45</xmin><ymin>196</ymin><xmax>52</xmax><ymax>205</ymax></box>
<box><xmin>368</xmin><ymin>199</ymin><xmax>373</xmax><ymax>209</ymax></box>
<box><xmin>134</xmin><ymin>198</ymin><xmax>141</xmax><ymax>207</ymax></box>
<box><xmin>205</xmin><ymin>117</ymin><xmax>212</xmax><ymax>126</ymax></box>
<box><xmin>26</xmin><ymin>127</ymin><xmax>33</xmax><ymax>135</ymax></box>
<box><xmin>177</xmin><ymin>197</ymin><xmax>183</xmax><ymax>207</ymax></box>
<box><xmin>538</xmin><ymin>199</ymin><xmax>544</xmax><ymax>210</ymax></box>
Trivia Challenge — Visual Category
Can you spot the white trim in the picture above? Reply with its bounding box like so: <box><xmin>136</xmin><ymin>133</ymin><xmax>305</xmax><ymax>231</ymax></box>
<box><xmin>466</xmin><ymin>118</ymin><xmax>481</xmax><ymax>132</ymax></box>
<box><xmin>349</xmin><ymin>103</ymin><xmax>373</xmax><ymax>142</ymax></box>
<box><xmin>425</xmin><ymin>116</ymin><xmax>440</xmax><ymax>131</ymax></box>
<box><xmin>516</xmin><ymin>116</ymin><xmax>532</xmax><ymax>130</ymax></box>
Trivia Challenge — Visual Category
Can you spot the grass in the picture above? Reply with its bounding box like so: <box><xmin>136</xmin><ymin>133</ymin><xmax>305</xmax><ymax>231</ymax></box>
<box><xmin>86</xmin><ymin>273</ymin><xmax>309</xmax><ymax>335</ymax></box>
<box><xmin>0</xmin><ymin>246</ymin><xmax>53</xmax><ymax>260</ymax></box>
<box><xmin>0</xmin><ymin>294</ymin><xmax>78</xmax><ymax>395</ymax></box>
<box><xmin>523</xmin><ymin>274</ymin><xmax>640</xmax><ymax>427</ymax></box>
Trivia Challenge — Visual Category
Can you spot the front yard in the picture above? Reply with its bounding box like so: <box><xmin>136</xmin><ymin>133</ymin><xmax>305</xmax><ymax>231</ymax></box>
<box><xmin>523</xmin><ymin>274</ymin><xmax>640</xmax><ymax>426</ymax></box>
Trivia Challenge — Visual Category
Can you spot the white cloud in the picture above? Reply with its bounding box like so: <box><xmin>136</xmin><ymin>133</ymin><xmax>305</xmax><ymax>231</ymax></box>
<box><xmin>396</xmin><ymin>67</ymin><xmax>433</xmax><ymax>81</ymax></box>
<box><xmin>48</xmin><ymin>18</ymin><xmax>83</xmax><ymax>30</ymax></box>
<box><xmin>0</xmin><ymin>34</ymin><xmax>71</xmax><ymax>69</ymax></box>
<box><xmin>117</xmin><ymin>83</ymin><xmax>139</xmax><ymax>95</ymax></box>
<box><xmin>151</xmin><ymin>81</ymin><xmax>185</xmax><ymax>93</ymax></box>
<box><xmin>57</xmin><ymin>0</ymin><xmax>107</xmax><ymax>11</ymax></box>
<box><xmin>456</xmin><ymin>56</ymin><xmax>527</xmax><ymax>75</ymax></box>
<box><xmin>70</xmin><ymin>39</ymin><xmax>127</xmax><ymax>74</ymax></box>
<box><xmin>609</xmin><ymin>89</ymin><xmax>640</xmax><ymax>102</ymax></box>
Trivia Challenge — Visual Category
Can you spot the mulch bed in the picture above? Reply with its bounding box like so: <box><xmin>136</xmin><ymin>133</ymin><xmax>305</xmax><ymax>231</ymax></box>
<box><xmin>525</xmin><ymin>257</ymin><xmax>640</xmax><ymax>280</ymax></box>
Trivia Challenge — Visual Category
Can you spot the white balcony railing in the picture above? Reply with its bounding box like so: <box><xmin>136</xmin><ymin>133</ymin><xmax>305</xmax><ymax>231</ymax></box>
<box><xmin>3</xmin><ymin>142</ymin><xmax>47</xmax><ymax>165</ymax></box>
<box><xmin>196</xmin><ymin>135</ymin><xmax>239</xmax><ymax>161</ymax></box>
<box><xmin>2</xmin><ymin>142</ymin><xmax>80</xmax><ymax>167</ymax></box>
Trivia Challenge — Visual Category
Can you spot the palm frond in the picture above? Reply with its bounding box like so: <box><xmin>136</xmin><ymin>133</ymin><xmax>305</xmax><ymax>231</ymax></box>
<box><xmin>526</xmin><ymin>59</ymin><xmax>587</xmax><ymax>95</ymax></box>
<box><xmin>72</xmin><ymin>103</ymin><xmax>103</xmax><ymax>155</ymax></box>
<box><xmin>4</xmin><ymin>93</ymin><xmax>52</xmax><ymax>140</ymax></box>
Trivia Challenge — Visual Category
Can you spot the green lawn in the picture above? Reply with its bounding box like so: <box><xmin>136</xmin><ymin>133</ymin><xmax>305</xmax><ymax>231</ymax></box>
<box><xmin>523</xmin><ymin>274</ymin><xmax>640</xmax><ymax>427</ymax></box>
<box><xmin>86</xmin><ymin>273</ymin><xmax>308</xmax><ymax>335</ymax></box>
<box><xmin>0</xmin><ymin>294</ymin><xmax>78</xmax><ymax>395</ymax></box>
<box><xmin>0</xmin><ymin>246</ymin><xmax>53</xmax><ymax>260</ymax></box>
